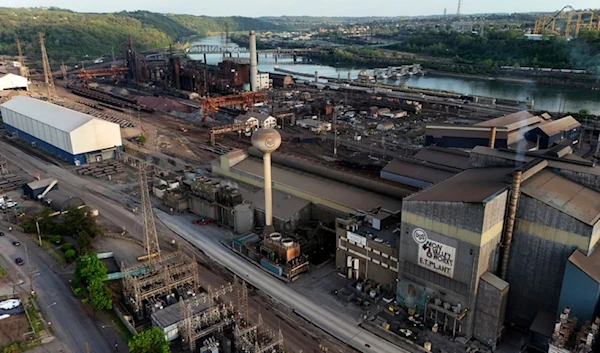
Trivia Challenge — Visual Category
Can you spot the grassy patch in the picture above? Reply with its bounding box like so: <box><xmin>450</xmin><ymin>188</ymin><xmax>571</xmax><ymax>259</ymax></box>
<box><xmin>34</xmin><ymin>237</ymin><xmax>67</xmax><ymax>267</ymax></box>
<box><xmin>106</xmin><ymin>310</ymin><xmax>134</xmax><ymax>341</ymax></box>
<box><xmin>24</xmin><ymin>301</ymin><xmax>45</xmax><ymax>336</ymax></box>
<box><xmin>0</xmin><ymin>266</ymin><xmax>6</xmax><ymax>278</ymax></box>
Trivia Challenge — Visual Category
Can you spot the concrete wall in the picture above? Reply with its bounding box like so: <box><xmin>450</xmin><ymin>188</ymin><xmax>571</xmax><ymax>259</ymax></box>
<box><xmin>557</xmin><ymin>260</ymin><xmax>600</xmax><ymax>326</ymax></box>
<box><xmin>506</xmin><ymin>195</ymin><xmax>592</xmax><ymax>327</ymax></box>
<box><xmin>336</xmin><ymin>225</ymin><xmax>399</xmax><ymax>291</ymax></box>
<box><xmin>474</xmin><ymin>276</ymin><xmax>509</xmax><ymax>345</ymax></box>
<box><xmin>189</xmin><ymin>196</ymin><xmax>218</xmax><ymax>219</ymax></box>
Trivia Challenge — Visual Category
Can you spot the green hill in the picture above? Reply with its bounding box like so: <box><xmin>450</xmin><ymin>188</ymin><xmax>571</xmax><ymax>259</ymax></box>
<box><xmin>0</xmin><ymin>7</ymin><xmax>279</xmax><ymax>64</ymax></box>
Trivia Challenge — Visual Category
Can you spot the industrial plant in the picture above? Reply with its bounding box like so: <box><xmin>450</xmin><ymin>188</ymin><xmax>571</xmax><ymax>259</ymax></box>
<box><xmin>1</xmin><ymin>18</ymin><xmax>600</xmax><ymax>353</ymax></box>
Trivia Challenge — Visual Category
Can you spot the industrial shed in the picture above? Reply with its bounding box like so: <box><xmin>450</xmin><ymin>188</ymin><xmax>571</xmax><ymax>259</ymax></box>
<box><xmin>397</xmin><ymin>167</ymin><xmax>511</xmax><ymax>342</ymax></box>
<box><xmin>524</xmin><ymin>116</ymin><xmax>581</xmax><ymax>149</ymax></box>
<box><xmin>381</xmin><ymin>156</ymin><xmax>461</xmax><ymax>189</ymax></box>
<box><xmin>45</xmin><ymin>190</ymin><xmax>85</xmax><ymax>212</ymax></box>
<box><xmin>0</xmin><ymin>73</ymin><xmax>28</xmax><ymax>91</ymax></box>
<box><xmin>22</xmin><ymin>178</ymin><xmax>57</xmax><ymax>199</ymax></box>
<box><xmin>0</xmin><ymin>96</ymin><xmax>123</xmax><ymax>165</ymax></box>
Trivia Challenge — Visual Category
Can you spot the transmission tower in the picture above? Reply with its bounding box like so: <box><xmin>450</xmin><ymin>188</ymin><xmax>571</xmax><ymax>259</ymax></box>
<box><xmin>139</xmin><ymin>163</ymin><xmax>161</xmax><ymax>260</ymax></box>
<box><xmin>456</xmin><ymin>0</ymin><xmax>462</xmax><ymax>16</ymax></box>
<box><xmin>235</xmin><ymin>276</ymin><xmax>249</xmax><ymax>323</ymax></box>
<box><xmin>39</xmin><ymin>33</ymin><xmax>56</xmax><ymax>98</ymax></box>
<box><xmin>60</xmin><ymin>61</ymin><xmax>68</xmax><ymax>81</ymax></box>
<box><xmin>15</xmin><ymin>39</ymin><xmax>28</xmax><ymax>78</ymax></box>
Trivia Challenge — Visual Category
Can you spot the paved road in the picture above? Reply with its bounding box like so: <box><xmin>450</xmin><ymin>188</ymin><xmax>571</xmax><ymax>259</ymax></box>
<box><xmin>0</xmin><ymin>139</ymin><xmax>405</xmax><ymax>352</ymax></box>
<box><xmin>157</xmin><ymin>211</ymin><xmax>406</xmax><ymax>353</ymax></box>
<box><xmin>0</xmin><ymin>230</ymin><xmax>114</xmax><ymax>353</ymax></box>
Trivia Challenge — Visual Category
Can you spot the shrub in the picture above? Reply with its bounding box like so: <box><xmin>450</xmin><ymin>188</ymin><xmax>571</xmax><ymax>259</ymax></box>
<box><xmin>61</xmin><ymin>243</ymin><xmax>74</xmax><ymax>251</ymax></box>
<box><xmin>49</xmin><ymin>235</ymin><xmax>62</xmax><ymax>244</ymax></box>
<box><xmin>64</xmin><ymin>249</ymin><xmax>76</xmax><ymax>259</ymax></box>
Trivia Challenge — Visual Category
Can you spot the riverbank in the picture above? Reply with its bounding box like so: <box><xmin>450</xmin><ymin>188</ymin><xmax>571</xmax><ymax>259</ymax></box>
<box><xmin>426</xmin><ymin>70</ymin><xmax>536</xmax><ymax>84</ymax></box>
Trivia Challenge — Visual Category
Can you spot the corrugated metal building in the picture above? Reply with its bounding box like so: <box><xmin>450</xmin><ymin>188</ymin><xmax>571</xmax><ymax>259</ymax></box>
<box><xmin>45</xmin><ymin>190</ymin><xmax>84</xmax><ymax>212</ymax></box>
<box><xmin>0</xmin><ymin>96</ymin><xmax>122</xmax><ymax>165</ymax></box>
<box><xmin>427</xmin><ymin>113</ymin><xmax>582</xmax><ymax>151</ymax></box>
<box><xmin>397</xmin><ymin>167</ymin><xmax>510</xmax><ymax>341</ymax></box>
<box><xmin>0</xmin><ymin>73</ymin><xmax>28</xmax><ymax>91</ymax></box>
<box><xmin>505</xmin><ymin>169</ymin><xmax>600</xmax><ymax>327</ymax></box>
<box><xmin>380</xmin><ymin>157</ymin><xmax>461</xmax><ymax>189</ymax></box>
<box><xmin>469</xmin><ymin>146</ymin><xmax>600</xmax><ymax>329</ymax></box>
<box><xmin>524</xmin><ymin>116</ymin><xmax>582</xmax><ymax>149</ymax></box>
<box><xmin>557</xmin><ymin>249</ymin><xmax>600</xmax><ymax>326</ymax></box>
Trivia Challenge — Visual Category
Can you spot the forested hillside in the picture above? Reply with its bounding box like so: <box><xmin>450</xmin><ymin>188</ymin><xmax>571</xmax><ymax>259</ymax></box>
<box><xmin>0</xmin><ymin>7</ymin><xmax>279</xmax><ymax>63</ymax></box>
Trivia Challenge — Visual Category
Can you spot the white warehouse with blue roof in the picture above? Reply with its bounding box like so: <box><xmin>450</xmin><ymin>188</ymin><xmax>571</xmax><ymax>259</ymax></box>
<box><xmin>0</xmin><ymin>96</ymin><xmax>123</xmax><ymax>165</ymax></box>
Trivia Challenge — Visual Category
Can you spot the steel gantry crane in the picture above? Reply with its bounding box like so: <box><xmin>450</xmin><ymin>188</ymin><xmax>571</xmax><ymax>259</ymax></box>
<box><xmin>534</xmin><ymin>6</ymin><xmax>600</xmax><ymax>37</ymax></box>
<box><xmin>199</xmin><ymin>92</ymin><xmax>266</xmax><ymax>127</ymax></box>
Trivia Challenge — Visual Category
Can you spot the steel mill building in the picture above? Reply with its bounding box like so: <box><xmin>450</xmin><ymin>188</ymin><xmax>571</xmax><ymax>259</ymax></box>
<box><xmin>0</xmin><ymin>96</ymin><xmax>122</xmax><ymax>165</ymax></box>
<box><xmin>395</xmin><ymin>141</ymin><xmax>600</xmax><ymax>346</ymax></box>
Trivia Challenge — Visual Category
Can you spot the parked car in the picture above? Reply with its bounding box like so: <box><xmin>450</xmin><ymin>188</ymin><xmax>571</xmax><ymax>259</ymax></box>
<box><xmin>0</xmin><ymin>232</ymin><xmax>4</xmax><ymax>236</ymax></box>
<box><xmin>12</xmin><ymin>241</ymin><xmax>20</xmax><ymax>246</ymax></box>
<box><xmin>0</xmin><ymin>299</ymin><xmax>20</xmax><ymax>310</ymax></box>
<box><xmin>192</xmin><ymin>218</ymin><xmax>214</xmax><ymax>226</ymax></box>
<box><xmin>15</xmin><ymin>257</ymin><xmax>24</xmax><ymax>266</ymax></box>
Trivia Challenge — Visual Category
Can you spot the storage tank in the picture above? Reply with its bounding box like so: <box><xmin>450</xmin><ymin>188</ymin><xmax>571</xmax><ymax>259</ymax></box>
<box><xmin>233</xmin><ymin>203</ymin><xmax>253</xmax><ymax>234</ymax></box>
<box><xmin>45</xmin><ymin>190</ymin><xmax>85</xmax><ymax>212</ymax></box>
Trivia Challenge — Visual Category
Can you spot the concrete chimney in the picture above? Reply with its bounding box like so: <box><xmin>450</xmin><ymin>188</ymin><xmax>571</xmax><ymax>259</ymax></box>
<box><xmin>249</xmin><ymin>30</ymin><xmax>258</xmax><ymax>92</ymax></box>
<box><xmin>251</xmin><ymin>128</ymin><xmax>282</xmax><ymax>235</ymax></box>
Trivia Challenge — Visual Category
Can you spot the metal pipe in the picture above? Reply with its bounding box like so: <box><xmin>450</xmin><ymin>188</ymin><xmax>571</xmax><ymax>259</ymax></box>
<box><xmin>249</xmin><ymin>31</ymin><xmax>258</xmax><ymax>92</ymax></box>
<box><xmin>500</xmin><ymin>169</ymin><xmax>522</xmax><ymax>280</ymax></box>
<box><xmin>263</xmin><ymin>152</ymin><xmax>273</xmax><ymax>226</ymax></box>
<box><xmin>488</xmin><ymin>127</ymin><xmax>497</xmax><ymax>149</ymax></box>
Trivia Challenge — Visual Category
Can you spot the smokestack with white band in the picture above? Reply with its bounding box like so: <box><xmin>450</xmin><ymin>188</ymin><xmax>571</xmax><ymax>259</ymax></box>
<box><xmin>249</xmin><ymin>30</ymin><xmax>258</xmax><ymax>92</ymax></box>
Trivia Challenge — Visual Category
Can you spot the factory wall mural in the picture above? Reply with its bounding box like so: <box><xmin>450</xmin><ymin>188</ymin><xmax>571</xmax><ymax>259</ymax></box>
<box><xmin>413</xmin><ymin>228</ymin><xmax>456</xmax><ymax>278</ymax></box>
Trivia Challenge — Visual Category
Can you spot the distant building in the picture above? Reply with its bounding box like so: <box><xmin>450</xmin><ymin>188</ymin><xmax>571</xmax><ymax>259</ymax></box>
<box><xmin>0</xmin><ymin>73</ymin><xmax>28</xmax><ymax>91</ymax></box>
<box><xmin>335</xmin><ymin>210</ymin><xmax>401</xmax><ymax>291</ymax></box>
<box><xmin>0</xmin><ymin>96</ymin><xmax>123</xmax><ymax>165</ymax></box>
<box><xmin>269</xmin><ymin>73</ymin><xmax>294</xmax><ymax>88</ymax></box>
<box><xmin>257</xmin><ymin>72</ymin><xmax>272</xmax><ymax>91</ymax></box>
<box><xmin>234</xmin><ymin>112</ymin><xmax>276</xmax><ymax>129</ymax></box>
<box><xmin>376</xmin><ymin>122</ymin><xmax>394</xmax><ymax>131</ymax></box>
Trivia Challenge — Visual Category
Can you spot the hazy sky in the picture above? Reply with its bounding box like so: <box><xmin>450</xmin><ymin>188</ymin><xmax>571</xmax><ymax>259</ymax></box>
<box><xmin>2</xmin><ymin>0</ymin><xmax>599</xmax><ymax>17</ymax></box>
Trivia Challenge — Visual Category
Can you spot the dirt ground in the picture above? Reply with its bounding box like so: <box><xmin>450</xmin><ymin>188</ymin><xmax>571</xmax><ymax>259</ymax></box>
<box><xmin>0</xmin><ymin>315</ymin><xmax>30</xmax><ymax>347</ymax></box>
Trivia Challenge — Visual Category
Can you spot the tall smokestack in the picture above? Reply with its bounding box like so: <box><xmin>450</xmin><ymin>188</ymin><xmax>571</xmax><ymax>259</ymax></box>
<box><xmin>249</xmin><ymin>30</ymin><xmax>258</xmax><ymax>92</ymax></box>
<box><xmin>251</xmin><ymin>128</ymin><xmax>282</xmax><ymax>235</ymax></box>
<box><xmin>499</xmin><ymin>169</ymin><xmax>522</xmax><ymax>280</ymax></box>
<box><xmin>488</xmin><ymin>127</ymin><xmax>497</xmax><ymax>149</ymax></box>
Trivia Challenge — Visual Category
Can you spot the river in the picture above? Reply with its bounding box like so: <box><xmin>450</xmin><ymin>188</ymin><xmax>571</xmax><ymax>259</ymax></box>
<box><xmin>189</xmin><ymin>36</ymin><xmax>600</xmax><ymax>115</ymax></box>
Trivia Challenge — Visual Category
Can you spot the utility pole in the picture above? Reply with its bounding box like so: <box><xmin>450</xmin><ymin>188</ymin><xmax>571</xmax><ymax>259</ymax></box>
<box><xmin>60</xmin><ymin>61</ymin><xmax>67</xmax><ymax>81</ymax></box>
<box><xmin>112</xmin><ymin>46</ymin><xmax>115</xmax><ymax>63</ymax></box>
<box><xmin>39</xmin><ymin>33</ymin><xmax>55</xmax><ymax>99</ymax></box>
<box><xmin>16</xmin><ymin>39</ymin><xmax>28</xmax><ymax>78</ymax></box>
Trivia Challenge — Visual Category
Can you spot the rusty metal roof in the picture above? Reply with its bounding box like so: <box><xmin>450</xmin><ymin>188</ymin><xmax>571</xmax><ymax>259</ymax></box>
<box><xmin>521</xmin><ymin>170</ymin><xmax>600</xmax><ymax>225</ymax></box>
<box><xmin>569</xmin><ymin>249</ymin><xmax>600</xmax><ymax>284</ymax></box>
<box><xmin>413</xmin><ymin>147</ymin><xmax>470</xmax><ymax>169</ymax></box>
<box><xmin>535</xmin><ymin>116</ymin><xmax>581</xmax><ymax>137</ymax></box>
<box><xmin>406</xmin><ymin>167</ymin><xmax>512</xmax><ymax>203</ymax></box>
<box><xmin>474</xmin><ymin>111</ymin><xmax>534</xmax><ymax>129</ymax></box>
<box><xmin>382</xmin><ymin>157</ymin><xmax>460</xmax><ymax>184</ymax></box>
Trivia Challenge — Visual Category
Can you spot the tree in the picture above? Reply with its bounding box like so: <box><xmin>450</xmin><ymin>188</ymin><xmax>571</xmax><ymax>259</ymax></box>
<box><xmin>129</xmin><ymin>327</ymin><xmax>170</xmax><ymax>353</ymax></box>
<box><xmin>74</xmin><ymin>254</ymin><xmax>112</xmax><ymax>312</ymax></box>
<box><xmin>83</xmin><ymin>278</ymin><xmax>112</xmax><ymax>312</ymax></box>
<box><xmin>137</xmin><ymin>134</ymin><xmax>147</xmax><ymax>145</ymax></box>
<box><xmin>579</xmin><ymin>109</ymin><xmax>590</xmax><ymax>116</ymax></box>
<box><xmin>64</xmin><ymin>249</ymin><xmax>76</xmax><ymax>259</ymax></box>
<box><xmin>77</xmin><ymin>230</ymin><xmax>92</xmax><ymax>254</ymax></box>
